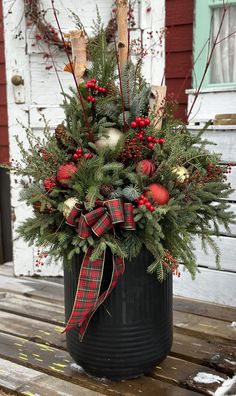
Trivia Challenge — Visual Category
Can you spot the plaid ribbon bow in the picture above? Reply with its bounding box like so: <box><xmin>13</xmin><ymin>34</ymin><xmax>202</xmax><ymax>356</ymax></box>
<box><xmin>63</xmin><ymin>199</ymin><xmax>136</xmax><ymax>340</ymax></box>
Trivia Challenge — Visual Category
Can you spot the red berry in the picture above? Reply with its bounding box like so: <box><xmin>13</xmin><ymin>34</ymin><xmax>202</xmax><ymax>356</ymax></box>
<box><xmin>73</xmin><ymin>153</ymin><xmax>79</xmax><ymax>160</ymax></box>
<box><xmin>139</xmin><ymin>120</ymin><xmax>146</xmax><ymax>127</ymax></box>
<box><xmin>86</xmin><ymin>96</ymin><xmax>92</xmax><ymax>102</ymax></box>
<box><xmin>144</xmin><ymin>118</ymin><xmax>151</xmax><ymax>126</ymax></box>
<box><xmin>91</xmin><ymin>79</ymin><xmax>96</xmax><ymax>83</ymax></box>
<box><xmin>148</xmin><ymin>143</ymin><xmax>154</xmax><ymax>149</ymax></box>
<box><xmin>137</xmin><ymin>134</ymin><xmax>144</xmax><ymax>141</ymax></box>
<box><xmin>91</xmin><ymin>97</ymin><xmax>96</xmax><ymax>103</ymax></box>
<box><xmin>98</xmin><ymin>87</ymin><xmax>103</xmax><ymax>92</ymax></box>
<box><xmin>84</xmin><ymin>153</ymin><xmax>92</xmax><ymax>159</ymax></box>
<box><xmin>147</xmin><ymin>136</ymin><xmax>153</xmax><ymax>142</ymax></box>
<box><xmin>135</xmin><ymin>117</ymin><xmax>142</xmax><ymax>124</ymax></box>
<box><xmin>145</xmin><ymin>202</ymin><xmax>152</xmax><ymax>209</ymax></box>
<box><xmin>139</xmin><ymin>199</ymin><xmax>144</xmax><ymax>205</ymax></box>
<box><xmin>94</xmin><ymin>85</ymin><xmax>99</xmax><ymax>91</ymax></box>
<box><xmin>158</xmin><ymin>138</ymin><xmax>165</xmax><ymax>145</ymax></box>
<box><xmin>150</xmin><ymin>206</ymin><xmax>155</xmax><ymax>212</ymax></box>
<box><xmin>140</xmin><ymin>195</ymin><xmax>145</xmax><ymax>200</ymax></box>
<box><xmin>76</xmin><ymin>148</ymin><xmax>83</xmax><ymax>153</ymax></box>
<box><xmin>101</xmin><ymin>87</ymin><xmax>106</xmax><ymax>93</ymax></box>
<box><xmin>131</xmin><ymin>121</ymin><xmax>138</xmax><ymax>128</ymax></box>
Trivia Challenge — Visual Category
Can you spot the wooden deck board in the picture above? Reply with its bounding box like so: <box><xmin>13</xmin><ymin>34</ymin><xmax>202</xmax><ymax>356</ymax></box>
<box><xmin>0</xmin><ymin>269</ymin><xmax>235</xmax><ymax>395</ymax></box>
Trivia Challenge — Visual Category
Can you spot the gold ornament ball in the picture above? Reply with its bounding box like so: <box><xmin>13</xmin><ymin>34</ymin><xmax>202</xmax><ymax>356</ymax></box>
<box><xmin>63</xmin><ymin>197</ymin><xmax>78</xmax><ymax>218</ymax></box>
<box><xmin>172</xmin><ymin>166</ymin><xmax>189</xmax><ymax>183</ymax></box>
<box><xmin>95</xmin><ymin>128</ymin><xmax>123</xmax><ymax>151</ymax></box>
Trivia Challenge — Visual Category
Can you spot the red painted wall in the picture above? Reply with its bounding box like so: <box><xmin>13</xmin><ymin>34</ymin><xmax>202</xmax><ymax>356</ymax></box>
<box><xmin>165</xmin><ymin>0</ymin><xmax>194</xmax><ymax>122</ymax></box>
<box><xmin>0</xmin><ymin>0</ymin><xmax>9</xmax><ymax>163</ymax></box>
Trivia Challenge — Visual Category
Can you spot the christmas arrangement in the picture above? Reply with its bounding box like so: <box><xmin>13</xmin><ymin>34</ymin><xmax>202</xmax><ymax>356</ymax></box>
<box><xmin>10</xmin><ymin>4</ymin><xmax>235</xmax><ymax>340</ymax></box>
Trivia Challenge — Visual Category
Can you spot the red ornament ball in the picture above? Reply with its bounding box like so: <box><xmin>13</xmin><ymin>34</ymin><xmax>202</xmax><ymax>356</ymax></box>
<box><xmin>145</xmin><ymin>183</ymin><xmax>170</xmax><ymax>205</ymax></box>
<box><xmin>57</xmin><ymin>163</ymin><xmax>77</xmax><ymax>186</ymax></box>
<box><xmin>43</xmin><ymin>177</ymin><xmax>57</xmax><ymax>191</ymax></box>
<box><xmin>136</xmin><ymin>160</ymin><xmax>156</xmax><ymax>177</ymax></box>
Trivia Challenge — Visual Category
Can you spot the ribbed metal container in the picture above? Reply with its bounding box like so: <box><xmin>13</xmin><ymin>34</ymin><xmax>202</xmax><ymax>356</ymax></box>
<box><xmin>64</xmin><ymin>249</ymin><xmax>173</xmax><ymax>380</ymax></box>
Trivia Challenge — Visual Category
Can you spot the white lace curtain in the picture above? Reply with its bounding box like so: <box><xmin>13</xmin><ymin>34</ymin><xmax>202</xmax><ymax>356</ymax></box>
<box><xmin>210</xmin><ymin>6</ymin><xmax>236</xmax><ymax>84</ymax></box>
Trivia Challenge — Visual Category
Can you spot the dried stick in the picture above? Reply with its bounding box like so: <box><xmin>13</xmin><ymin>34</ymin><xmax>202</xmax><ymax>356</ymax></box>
<box><xmin>70</xmin><ymin>29</ymin><xmax>87</xmax><ymax>84</ymax></box>
<box><xmin>117</xmin><ymin>0</ymin><xmax>129</xmax><ymax>68</ymax></box>
<box><xmin>149</xmin><ymin>86</ymin><xmax>167</xmax><ymax>130</ymax></box>
<box><xmin>51</xmin><ymin>0</ymin><xmax>93</xmax><ymax>142</ymax></box>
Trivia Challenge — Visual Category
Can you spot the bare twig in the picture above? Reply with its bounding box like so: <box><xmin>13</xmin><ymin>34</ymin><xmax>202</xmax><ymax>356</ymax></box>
<box><xmin>187</xmin><ymin>6</ymin><xmax>228</xmax><ymax>119</ymax></box>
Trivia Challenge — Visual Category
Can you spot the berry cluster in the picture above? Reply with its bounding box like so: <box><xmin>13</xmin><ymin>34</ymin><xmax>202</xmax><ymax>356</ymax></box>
<box><xmin>163</xmin><ymin>251</ymin><xmax>180</xmax><ymax>277</ymax></box>
<box><xmin>136</xmin><ymin>195</ymin><xmax>155</xmax><ymax>212</ymax></box>
<box><xmin>73</xmin><ymin>148</ymin><xmax>83</xmax><ymax>160</ymax></box>
<box><xmin>130</xmin><ymin>116</ymin><xmax>151</xmax><ymax>129</ymax></box>
<box><xmin>191</xmin><ymin>163</ymin><xmax>233</xmax><ymax>186</ymax></box>
<box><xmin>43</xmin><ymin>176</ymin><xmax>57</xmax><ymax>191</ymax></box>
<box><xmin>119</xmin><ymin>138</ymin><xmax>142</xmax><ymax>164</ymax></box>
<box><xmin>73</xmin><ymin>148</ymin><xmax>94</xmax><ymax>161</ymax></box>
<box><xmin>35</xmin><ymin>249</ymin><xmax>48</xmax><ymax>272</ymax></box>
<box><xmin>130</xmin><ymin>117</ymin><xmax>165</xmax><ymax>149</ymax></box>
<box><xmin>145</xmin><ymin>136</ymin><xmax>165</xmax><ymax>149</ymax></box>
<box><xmin>85</xmin><ymin>79</ymin><xmax>106</xmax><ymax>103</ymax></box>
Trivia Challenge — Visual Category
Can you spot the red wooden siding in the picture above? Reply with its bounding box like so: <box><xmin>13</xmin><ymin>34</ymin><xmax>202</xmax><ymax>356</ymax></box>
<box><xmin>0</xmin><ymin>1</ymin><xmax>9</xmax><ymax>163</ymax></box>
<box><xmin>165</xmin><ymin>0</ymin><xmax>194</xmax><ymax>122</ymax></box>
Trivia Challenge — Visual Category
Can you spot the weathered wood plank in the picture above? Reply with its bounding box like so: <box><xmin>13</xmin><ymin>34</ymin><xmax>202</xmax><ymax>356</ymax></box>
<box><xmin>0</xmin><ymin>358</ymin><xmax>104</xmax><ymax>396</ymax></box>
<box><xmin>0</xmin><ymin>333</ymin><xmax>202</xmax><ymax>396</ymax></box>
<box><xmin>151</xmin><ymin>356</ymin><xmax>227</xmax><ymax>395</ymax></box>
<box><xmin>172</xmin><ymin>333</ymin><xmax>236</xmax><ymax>376</ymax></box>
<box><xmin>1</xmin><ymin>289</ymin><xmax>235</xmax><ymax>331</ymax></box>
<box><xmin>189</xmin><ymin>128</ymin><xmax>236</xmax><ymax>167</ymax></box>
<box><xmin>174</xmin><ymin>311</ymin><xmax>236</xmax><ymax>345</ymax></box>
<box><xmin>0</xmin><ymin>262</ymin><xmax>13</xmax><ymax>277</ymax></box>
<box><xmin>0</xmin><ymin>292</ymin><xmax>64</xmax><ymax>325</ymax></box>
<box><xmin>193</xmin><ymin>235</ymin><xmax>236</xmax><ymax>271</ymax></box>
<box><xmin>0</xmin><ymin>275</ymin><xmax>63</xmax><ymax>304</ymax></box>
<box><xmin>173</xmin><ymin>296</ymin><xmax>236</xmax><ymax>323</ymax></box>
<box><xmin>174</xmin><ymin>266</ymin><xmax>236</xmax><ymax>307</ymax></box>
<box><xmin>0</xmin><ymin>311</ymin><xmax>66</xmax><ymax>349</ymax></box>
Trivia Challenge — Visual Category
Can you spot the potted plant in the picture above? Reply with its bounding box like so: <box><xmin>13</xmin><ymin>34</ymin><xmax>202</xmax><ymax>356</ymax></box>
<box><xmin>9</xmin><ymin>2</ymin><xmax>235</xmax><ymax>381</ymax></box>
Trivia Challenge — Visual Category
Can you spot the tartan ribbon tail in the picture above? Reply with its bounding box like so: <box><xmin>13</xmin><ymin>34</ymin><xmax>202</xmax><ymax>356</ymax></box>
<box><xmin>62</xmin><ymin>249</ymin><xmax>125</xmax><ymax>341</ymax></box>
<box><xmin>62</xmin><ymin>247</ymin><xmax>105</xmax><ymax>334</ymax></box>
<box><xmin>78</xmin><ymin>254</ymin><xmax>125</xmax><ymax>340</ymax></box>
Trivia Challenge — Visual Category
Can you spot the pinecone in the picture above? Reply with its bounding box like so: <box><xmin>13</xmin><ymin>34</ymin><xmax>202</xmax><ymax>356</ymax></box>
<box><xmin>32</xmin><ymin>201</ymin><xmax>49</xmax><ymax>214</ymax></box>
<box><xmin>106</xmin><ymin>80</ymin><xmax>118</xmax><ymax>97</ymax></box>
<box><xmin>100</xmin><ymin>184</ymin><xmax>115</xmax><ymax>198</ymax></box>
<box><xmin>118</xmin><ymin>138</ymin><xmax>142</xmax><ymax>164</ymax></box>
<box><xmin>55</xmin><ymin>124</ymin><xmax>75</xmax><ymax>148</ymax></box>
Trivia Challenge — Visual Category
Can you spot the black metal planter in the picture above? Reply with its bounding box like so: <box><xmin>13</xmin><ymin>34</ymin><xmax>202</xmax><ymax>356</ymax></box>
<box><xmin>64</xmin><ymin>249</ymin><xmax>173</xmax><ymax>380</ymax></box>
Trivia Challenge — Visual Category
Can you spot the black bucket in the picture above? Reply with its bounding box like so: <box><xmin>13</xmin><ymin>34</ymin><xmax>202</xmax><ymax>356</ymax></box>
<box><xmin>64</xmin><ymin>249</ymin><xmax>173</xmax><ymax>380</ymax></box>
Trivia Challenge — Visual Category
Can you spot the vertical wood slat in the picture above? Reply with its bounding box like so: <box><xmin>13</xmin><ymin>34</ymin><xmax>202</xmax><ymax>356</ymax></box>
<box><xmin>165</xmin><ymin>0</ymin><xmax>194</xmax><ymax>122</ymax></box>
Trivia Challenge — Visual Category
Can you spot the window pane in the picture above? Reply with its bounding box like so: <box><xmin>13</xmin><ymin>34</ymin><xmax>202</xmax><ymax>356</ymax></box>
<box><xmin>210</xmin><ymin>6</ymin><xmax>236</xmax><ymax>84</ymax></box>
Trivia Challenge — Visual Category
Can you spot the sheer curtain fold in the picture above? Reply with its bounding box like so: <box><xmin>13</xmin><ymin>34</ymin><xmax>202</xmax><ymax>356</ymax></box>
<box><xmin>210</xmin><ymin>6</ymin><xmax>236</xmax><ymax>84</ymax></box>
